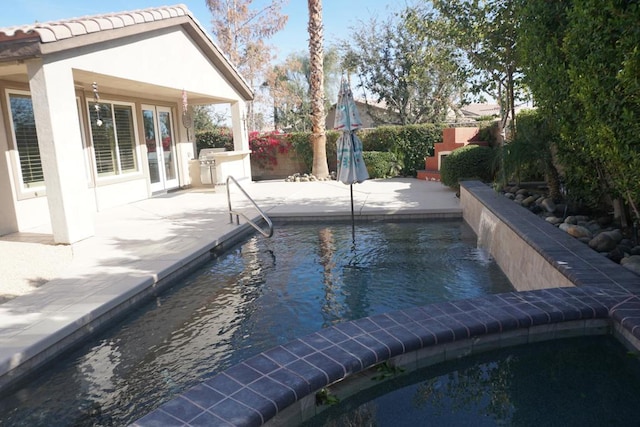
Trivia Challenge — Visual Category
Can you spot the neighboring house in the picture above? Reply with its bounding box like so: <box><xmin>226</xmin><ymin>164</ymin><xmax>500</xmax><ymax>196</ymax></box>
<box><xmin>327</xmin><ymin>101</ymin><xmax>508</xmax><ymax>128</ymax></box>
<box><xmin>0</xmin><ymin>5</ymin><xmax>253</xmax><ymax>244</ymax></box>
<box><xmin>325</xmin><ymin>99</ymin><xmax>399</xmax><ymax>129</ymax></box>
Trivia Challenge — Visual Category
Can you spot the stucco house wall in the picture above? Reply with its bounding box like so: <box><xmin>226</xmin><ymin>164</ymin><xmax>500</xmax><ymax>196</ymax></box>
<box><xmin>0</xmin><ymin>5</ymin><xmax>254</xmax><ymax>243</ymax></box>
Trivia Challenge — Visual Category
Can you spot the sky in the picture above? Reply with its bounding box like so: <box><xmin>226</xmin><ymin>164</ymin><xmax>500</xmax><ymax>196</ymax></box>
<box><xmin>0</xmin><ymin>0</ymin><xmax>404</xmax><ymax>61</ymax></box>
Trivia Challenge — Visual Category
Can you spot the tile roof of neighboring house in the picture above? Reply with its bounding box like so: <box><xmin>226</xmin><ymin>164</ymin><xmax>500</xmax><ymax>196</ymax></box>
<box><xmin>0</xmin><ymin>4</ymin><xmax>253</xmax><ymax>99</ymax></box>
<box><xmin>460</xmin><ymin>103</ymin><xmax>501</xmax><ymax>117</ymax></box>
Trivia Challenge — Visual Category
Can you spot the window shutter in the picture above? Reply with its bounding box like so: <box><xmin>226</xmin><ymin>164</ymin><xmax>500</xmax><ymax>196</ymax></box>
<box><xmin>89</xmin><ymin>102</ymin><xmax>116</xmax><ymax>176</ymax></box>
<box><xmin>114</xmin><ymin>106</ymin><xmax>136</xmax><ymax>173</ymax></box>
<box><xmin>9</xmin><ymin>94</ymin><xmax>44</xmax><ymax>188</ymax></box>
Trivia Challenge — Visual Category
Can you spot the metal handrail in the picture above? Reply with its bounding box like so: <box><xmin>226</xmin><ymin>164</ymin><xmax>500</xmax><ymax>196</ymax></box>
<box><xmin>226</xmin><ymin>175</ymin><xmax>273</xmax><ymax>238</ymax></box>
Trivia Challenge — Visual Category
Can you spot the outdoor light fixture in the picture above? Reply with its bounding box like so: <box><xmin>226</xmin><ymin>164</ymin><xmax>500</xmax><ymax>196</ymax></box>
<box><xmin>181</xmin><ymin>89</ymin><xmax>193</xmax><ymax>141</ymax></box>
<box><xmin>92</xmin><ymin>82</ymin><xmax>103</xmax><ymax>127</ymax></box>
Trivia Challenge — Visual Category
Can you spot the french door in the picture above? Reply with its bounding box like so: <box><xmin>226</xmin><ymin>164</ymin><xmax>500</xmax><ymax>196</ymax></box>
<box><xmin>142</xmin><ymin>105</ymin><xmax>178</xmax><ymax>192</ymax></box>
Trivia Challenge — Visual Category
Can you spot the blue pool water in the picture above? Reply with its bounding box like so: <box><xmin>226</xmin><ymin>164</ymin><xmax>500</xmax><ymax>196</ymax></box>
<box><xmin>0</xmin><ymin>221</ymin><xmax>513</xmax><ymax>426</ymax></box>
<box><xmin>307</xmin><ymin>335</ymin><xmax>640</xmax><ymax>426</ymax></box>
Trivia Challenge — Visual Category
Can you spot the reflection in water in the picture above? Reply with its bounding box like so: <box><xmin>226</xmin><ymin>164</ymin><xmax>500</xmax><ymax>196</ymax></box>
<box><xmin>0</xmin><ymin>221</ymin><xmax>513</xmax><ymax>426</ymax></box>
<box><xmin>310</xmin><ymin>336</ymin><xmax>640</xmax><ymax>426</ymax></box>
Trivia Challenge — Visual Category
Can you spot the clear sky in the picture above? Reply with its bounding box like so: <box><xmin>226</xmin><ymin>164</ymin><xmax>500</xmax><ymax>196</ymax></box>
<box><xmin>0</xmin><ymin>0</ymin><xmax>403</xmax><ymax>61</ymax></box>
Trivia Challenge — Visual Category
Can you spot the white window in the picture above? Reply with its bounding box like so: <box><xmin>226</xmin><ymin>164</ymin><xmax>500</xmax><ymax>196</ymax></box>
<box><xmin>88</xmin><ymin>101</ymin><xmax>139</xmax><ymax>177</ymax></box>
<box><xmin>7</xmin><ymin>92</ymin><xmax>44</xmax><ymax>189</ymax></box>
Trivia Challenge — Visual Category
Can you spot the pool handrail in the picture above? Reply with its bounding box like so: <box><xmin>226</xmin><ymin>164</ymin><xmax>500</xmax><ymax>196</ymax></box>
<box><xmin>226</xmin><ymin>175</ymin><xmax>274</xmax><ymax>238</ymax></box>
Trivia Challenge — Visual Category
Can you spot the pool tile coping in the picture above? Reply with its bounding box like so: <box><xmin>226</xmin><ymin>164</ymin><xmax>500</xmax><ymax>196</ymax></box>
<box><xmin>132</xmin><ymin>181</ymin><xmax>640</xmax><ymax>427</ymax></box>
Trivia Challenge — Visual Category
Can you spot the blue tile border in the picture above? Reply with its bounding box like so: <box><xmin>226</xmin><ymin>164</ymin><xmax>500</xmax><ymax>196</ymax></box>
<box><xmin>132</xmin><ymin>288</ymin><xmax>629</xmax><ymax>427</ymax></box>
<box><xmin>132</xmin><ymin>182</ymin><xmax>640</xmax><ymax>427</ymax></box>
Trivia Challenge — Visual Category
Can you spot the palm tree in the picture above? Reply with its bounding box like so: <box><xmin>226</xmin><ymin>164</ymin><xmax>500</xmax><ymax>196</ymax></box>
<box><xmin>307</xmin><ymin>0</ymin><xmax>330</xmax><ymax>178</ymax></box>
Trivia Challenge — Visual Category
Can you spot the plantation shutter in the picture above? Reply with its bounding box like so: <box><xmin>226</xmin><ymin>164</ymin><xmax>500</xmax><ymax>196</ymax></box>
<box><xmin>114</xmin><ymin>105</ymin><xmax>136</xmax><ymax>173</ymax></box>
<box><xmin>9</xmin><ymin>94</ymin><xmax>44</xmax><ymax>188</ymax></box>
<box><xmin>89</xmin><ymin>102</ymin><xmax>116</xmax><ymax>176</ymax></box>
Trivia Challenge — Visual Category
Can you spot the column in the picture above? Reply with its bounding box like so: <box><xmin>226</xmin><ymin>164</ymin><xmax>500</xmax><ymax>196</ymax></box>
<box><xmin>26</xmin><ymin>60</ymin><xmax>94</xmax><ymax>244</ymax></box>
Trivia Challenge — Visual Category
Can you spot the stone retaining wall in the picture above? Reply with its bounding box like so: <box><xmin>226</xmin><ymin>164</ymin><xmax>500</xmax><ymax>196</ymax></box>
<box><xmin>460</xmin><ymin>182</ymin><xmax>575</xmax><ymax>290</ymax></box>
<box><xmin>460</xmin><ymin>180</ymin><xmax>640</xmax><ymax>295</ymax></box>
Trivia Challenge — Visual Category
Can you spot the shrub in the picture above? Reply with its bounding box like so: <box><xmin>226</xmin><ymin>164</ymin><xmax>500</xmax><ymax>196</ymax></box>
<box><xmin>440</xmin><ymin>145</ymin><xmax>495</xmax><ymax>188</ymax></box>
<box><xmin>360</xmin><ymin>124</ymin><xmax>442</xmax><ymax>177</ymax></box>
<box><xmin>195</xmin><ymin>128</ymin><xmax>232</xmax><ymax>155</ymax></box>
<box><xmin>288</xmin><ymin>131</ymin><xmax>339</xmax><ymax>174</ymax></box>
<box><xmin>249</xmin><ymin>131</ymin><xmax>289</xmax><ymax>169</ymax></box>
<box><xmin>363</xmin><ymin>151</ymin><xmax>403</xmax><ymax>178</ymax></box>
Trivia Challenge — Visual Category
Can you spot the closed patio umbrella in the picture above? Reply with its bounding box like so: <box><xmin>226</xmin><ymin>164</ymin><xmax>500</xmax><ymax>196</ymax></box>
<box><xmin>334</xmin><ymin>78</ymin><xmax>369</xmax><ymax>232</ymax></box>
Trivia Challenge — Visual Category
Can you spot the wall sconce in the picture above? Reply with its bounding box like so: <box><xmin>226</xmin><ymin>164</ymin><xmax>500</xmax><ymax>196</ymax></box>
<box><xmin>92</xmin><ymin>82</ymin><xmax>103</xmax><ymax>127</ymax></box>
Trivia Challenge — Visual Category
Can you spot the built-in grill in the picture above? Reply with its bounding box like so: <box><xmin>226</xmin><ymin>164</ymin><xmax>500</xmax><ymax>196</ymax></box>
<box><xmin>198</xmin><ymin>148</ymin><xmax>219</xmax><ymax>185</ymax></box>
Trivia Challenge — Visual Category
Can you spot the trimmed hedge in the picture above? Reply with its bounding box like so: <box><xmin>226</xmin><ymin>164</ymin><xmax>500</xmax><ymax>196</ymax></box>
<box><xmin>360</xmin><ymin>124</ymin><xmax>443</xmax><ymax>177</ymax></box>
<box><xmin>440</xmin><ymin>144</ymin><xmax>495</xmax><ymax>188</ymax></box>
<box><xmin>195</xmin><ymin>129</ymin><xmax>233</xmax><ymax>155</ymax></box>
<box><xmin>362</xmin><ymin>151</ymin><xmax>402</xmax><ymax>178</ymax></box>
<box><xmin>287</xmin><ymin>124</ymin><xmax>442</xmax><ymax>177</ymax></box>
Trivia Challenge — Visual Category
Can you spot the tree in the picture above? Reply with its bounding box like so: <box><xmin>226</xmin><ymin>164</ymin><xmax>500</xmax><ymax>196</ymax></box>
<box><xmin>192</xmin><ymin>105</ymin><xmax>228</xmax><ymax>133</ymax></box>
<box><xmin>429</xmin><ymin>0</ymin><xmax>526</xmax><ymax>139</ymax></box>
<box><xmin>206</xmin><ymin>0</ymin><xmax>288</xmax><ymax>131</ymax></box>
<box><xmin>343</xmin><ymin>8</ymin><xmax>465</xmax><ymax>125</ymax></box>
<box><xmin>266</xmin><ymin>48</ymin><xmax>341</xmax><ymax>132</ymax></box>
<box><xmin>518</xmin><ymin>0</ymin><xmax>640</xmax><ymax>223</ymax></box>
<box><xmin>308</xmin><ymin>0</ymin><xmax>330</xmax><ymax>178</ymax></box>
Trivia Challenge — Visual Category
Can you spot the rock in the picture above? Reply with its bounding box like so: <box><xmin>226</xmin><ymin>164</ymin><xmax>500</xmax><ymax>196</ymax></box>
<box><xmin>620</xmin><ymin>238</ymin><xmax>634</xmax><ymax>248</ymax></box>
<box><xmin>617</xmin><ymin>242</ymin><xmax>633</xmax><ymax>255</ymax></box>
<box><xmin>504</xmin><ymin>192</ymin><xmax>515</xmax><ymax>200</ymax></box>
<box><xmin>621</xmin><ymin>255</ymin><xmax>640</xmax><ymax>275</ymax></box>
<box><xmin>546</xmin><ymin>216</ymin><xmax>563</xmax><ymax>225</ymax></box>
<box><xmin>608</xmin><ymin>229</ymin><xmax>624</xmax><ymax>243</ymax></box>
<box><xmin>585</xmin><ymin>220</ymin><xmax>601</xmax><ymax>234</ymax></box>
<box><xmin>530</xmin><ymin>205</ymin><xmax>543</xmax><ymax>214</ymax></box>
<box><xmin>559</xmin><ymin>223</ymin><xmax>592</xmax><ymax>239</ymax></box>
<box><xmin>589</xmin><ymin>232</ymin><xmax>618</xmax><ymax>252</ymax></box>
<box><xmin>516</xmin><ymin>188</ymin><xmax>529</xmax><ymax>196</ymax></box>
<box><xmin>607</xmin><ymin>247</ymin><xmax>625</xmax><ymax>263</ymax></box>
<box><xmin>564</xmin><ymin>216</ymin><xmax>578</xmax><ymax>225</ymax></box>
<box><xmin>631</xmin><ymin>246</ymin><xmax>640</xmax><ymax>256</ymax></box>
<box><xmin>540</xmin><ymin>198</ymin><xmax>556</xmax><ymax>213</ymax></box>
<box><xmin>522</xmin><ymin>195</ymin><xmax>537</xmax><ymax>207</ymax></box>
<box><xmin>597</xmin><ymin>215</ymin><xmax>613</xmax><ymax>226</ymax></box>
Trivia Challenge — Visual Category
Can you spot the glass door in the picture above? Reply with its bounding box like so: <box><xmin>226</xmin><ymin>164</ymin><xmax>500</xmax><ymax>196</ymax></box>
<box><xmin>142</xmin><ymin>105</ymin><xmax>178</xmax><ymax>192</ymax></box>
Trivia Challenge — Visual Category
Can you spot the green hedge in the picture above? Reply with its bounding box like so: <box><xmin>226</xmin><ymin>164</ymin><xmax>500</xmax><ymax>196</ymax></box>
<box><xmin>440</xmin><ymin>144</ymin><xmax>495</xmax><ymax>188</ymax></box>
<box><xmin>195</xmin><ymin>129</ymin><xmax>233</xmax><ymax>155</ymax></box>
<box><xmin>362</xmin><ymin>151</ymin><xmax>402</xmax><ymax>178</ymax></box>
<box><xmin>287</xmin><ymin>124</ymin><xmax>442</xmax><ymax>177</ymax></box>
<box><xmin>360</xmin><ymin>124</ymin><xmax>443</xmax><ymax>177</ymax></box>
<box><xmin>288</xmin><ymin>131</ymin><xmax>339</xmax><ymax>174</ymax></box>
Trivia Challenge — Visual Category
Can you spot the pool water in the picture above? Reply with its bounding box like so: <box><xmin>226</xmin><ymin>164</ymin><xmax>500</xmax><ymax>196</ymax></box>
<box><xmin>307</xmin><ymin>335</ymin><xmax>640</xmax><ymax>426</ymax></box>
<box><xmin>0</xmin><ymin>221</ymin><xmax>513</xmax><ymax>426</ymax></box>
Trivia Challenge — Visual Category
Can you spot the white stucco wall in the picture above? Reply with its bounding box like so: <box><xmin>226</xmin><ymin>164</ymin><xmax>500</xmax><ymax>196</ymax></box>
<box><xmin>48</xmin><ymin>27</ymin><xmax>244</xmax><ymax>102</ymax></box>
<box><xmin>1</xmin><ymin>24</ymin><xmax>251</xmax><ymax>238</ymax></box>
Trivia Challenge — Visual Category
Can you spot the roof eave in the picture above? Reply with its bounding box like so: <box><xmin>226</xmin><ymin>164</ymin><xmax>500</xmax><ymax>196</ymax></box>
<box><xmin>0</xmin><ymin>7</ymin><xmax>254</xmax><ymax>101</ymax></box>
<box><xmin>0</xmin><ymin>39</ymin><xmax>41</xmax><ymax>63</ymax></box>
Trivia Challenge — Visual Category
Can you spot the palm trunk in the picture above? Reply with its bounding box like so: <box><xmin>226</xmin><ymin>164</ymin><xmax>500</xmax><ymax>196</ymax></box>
<box><xmin>308</xmin><ymin>0</ymin><xmax>329</xmax><ymax>178</ymax></box>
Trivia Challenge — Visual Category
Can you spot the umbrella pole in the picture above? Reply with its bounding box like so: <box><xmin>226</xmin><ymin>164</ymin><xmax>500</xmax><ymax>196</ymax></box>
<box><xmin>350</xmin><ymin>184</ymin><xmax>355</xmax><ymax>240</ymax></box>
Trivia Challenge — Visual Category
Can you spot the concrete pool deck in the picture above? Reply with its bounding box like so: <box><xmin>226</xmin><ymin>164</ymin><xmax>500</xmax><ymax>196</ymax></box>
<box><xmin>0</xmin><ymin>178</ymin><xmax>461</xmax><ymax>391</ymax></box>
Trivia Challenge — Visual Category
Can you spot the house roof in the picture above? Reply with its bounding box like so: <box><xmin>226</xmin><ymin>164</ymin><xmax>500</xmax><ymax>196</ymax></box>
<box><xmin>460</xmin><ymin>103</ymin><xmax>501</xmax><ymax>118</ymax></box>
<box><xmin>0</xmin><ymin>4</ymin><xmax>253</xmax><ymax>100</ymax></box>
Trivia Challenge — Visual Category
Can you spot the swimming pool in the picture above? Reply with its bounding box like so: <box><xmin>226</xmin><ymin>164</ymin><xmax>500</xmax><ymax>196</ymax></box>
<box><xmin>306</xmin><ymin>335</ymin><xmax>640</xmax><ymax>426</ymax></box>
<box><xmin>0</xmin><ymin>221</ymin><xmax>513</xmax><ymax>426</ymax></box>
